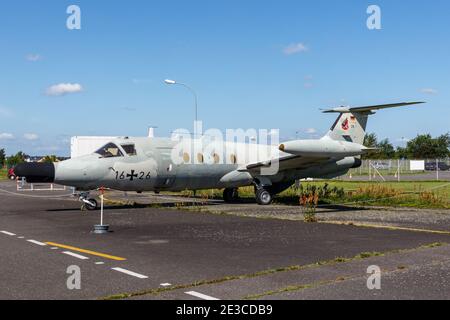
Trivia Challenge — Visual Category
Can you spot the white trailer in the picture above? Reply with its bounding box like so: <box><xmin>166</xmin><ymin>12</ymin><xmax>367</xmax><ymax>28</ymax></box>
<box><xmin>70</xmin><ymin>136</ymin><xmax>120</xmax><ymax>159</ymax></box>
<box><xmin>410</xmin><ymin>160</ymin><xmax>425</xmax><ymax>171</ymax></box>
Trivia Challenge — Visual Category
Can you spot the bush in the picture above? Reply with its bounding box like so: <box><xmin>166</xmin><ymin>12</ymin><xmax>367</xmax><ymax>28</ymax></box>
<box><xmin>298</xmin><ymin>183</ymin><xmax>345</xmax><ymax>203</ymax></box>
<box><xmin>299</xmin><ymin>186</ymin><xmax>320</xmax><ymax>223</ymax></box>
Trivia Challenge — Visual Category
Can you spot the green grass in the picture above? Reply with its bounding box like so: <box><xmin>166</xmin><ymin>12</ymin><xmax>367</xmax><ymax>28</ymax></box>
<box><xmin>0</xmin><ymin>168</ymin><xmax>7</xmax><ymax>180</ymax></box>
<box><xmin>297</xmin><ymin>181</ymin><xmax>450</xmax><ymax>196</ymax></box>
<box><xmin>283</xmin><ymin>181</ymin><xmax>450</xmax><ymax>209</ymax></box>
<box><xmin>179</xmin><ymin>181</ymin><xmax>450</xmax><ymax>209</ymax></box>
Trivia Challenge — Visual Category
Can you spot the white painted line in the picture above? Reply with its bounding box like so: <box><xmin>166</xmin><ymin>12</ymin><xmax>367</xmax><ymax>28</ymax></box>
<box><xmin>160</xmin><ymin>283</ymin><xmax>172</xmax><ymax>287</ymax></box>
<box><xmin>27</xmin><ymin>240</ymin><xmax>47</xmax><ymax>246</ymax></box>
<box><xmin>1</xmin><ymin>231</ymin><xmax>16</xmax><ymax>236</ymax></box>
<box><xmin>50</xmin><ymin>247</ymin><xmax>59</xmax><ymax>250</ymax></box>
<box><xmin>63</xmin><ymin>251</ymin><xmax>89</xmax><ymax>260</ymax></box>
<box><xmin>95</xmin><ymin>262</ymin><xmax>105</xmax><ymax>265</ymax></box>
<box><xmin>185</xmin><ymin>291</ymin><xmax>219</xmax><ymax>301</ymax></box>
<box><xmin>18</xmin><ymin>236</ymin><xmax>25</xmax><ymax>239</ymax></box>
<box><xmin>112</xmin><ymin>267</ymin><xmax>148</xmax><ymax>279</ymax></box>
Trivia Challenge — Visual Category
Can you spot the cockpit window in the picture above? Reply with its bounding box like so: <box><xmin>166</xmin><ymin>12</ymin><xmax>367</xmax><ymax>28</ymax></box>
<box><xmin>121</xmin><ymin>144</ymin><xmax>137</xmax><ymax>156</ymax></box>
<box><xmin>95</xmin><ymin>143</ymin><xmax>124</xmax><ymax>158</ymax></box>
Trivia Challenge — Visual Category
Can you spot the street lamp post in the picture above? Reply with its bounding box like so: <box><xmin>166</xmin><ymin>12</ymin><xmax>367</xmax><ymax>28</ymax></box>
<box><xmin>164</xmin><ymin>79</ymin><xmax>198</xmax><ymax>124</ymax></box>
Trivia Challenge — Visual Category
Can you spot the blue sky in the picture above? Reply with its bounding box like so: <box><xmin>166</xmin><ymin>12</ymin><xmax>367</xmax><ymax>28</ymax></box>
<box><xmin>0</xmin><ymin>0</ymin><xmax>449</xmax><ymax>156</ymax></box>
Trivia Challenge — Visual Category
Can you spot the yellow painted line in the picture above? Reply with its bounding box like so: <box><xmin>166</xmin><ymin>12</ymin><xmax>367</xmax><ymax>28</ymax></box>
<box><xmin>45</xmin><ymin>242</ymin><xmax>127</xmax><ymax>261</ymax></box>
<box><xmin>321</xmin><ymin>221</ymin><xmax>450</xmax><ymax>236</ymax></box>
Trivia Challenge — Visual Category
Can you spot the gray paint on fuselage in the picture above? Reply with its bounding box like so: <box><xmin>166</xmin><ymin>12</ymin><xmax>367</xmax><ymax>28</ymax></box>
<box><xmin>54</xmin><ymin>137</ymin><xmax>356</xmax><ymax>192</ymax></box>
<box><xmin>55</xmin><ymin>137</ymin><xmax>247</xmax><ymax>192</ymax></box>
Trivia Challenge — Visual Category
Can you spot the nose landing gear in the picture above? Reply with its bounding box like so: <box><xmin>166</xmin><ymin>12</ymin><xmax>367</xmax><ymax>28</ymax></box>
<box><xmin>79</xmin><ymin>192</ymin><xmax>98</xmax><ymax>211</ymax></box>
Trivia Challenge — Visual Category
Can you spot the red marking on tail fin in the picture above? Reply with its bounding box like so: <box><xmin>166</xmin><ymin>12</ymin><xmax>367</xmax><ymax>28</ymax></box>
<box><xmin>341</xmin><ymin>118</ymin><xmax>349</xmax><ymax>131</ymax></box>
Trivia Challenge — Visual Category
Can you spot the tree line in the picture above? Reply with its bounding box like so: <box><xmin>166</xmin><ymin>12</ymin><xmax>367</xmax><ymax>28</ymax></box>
<box><xmin>0</xmin><ymin>149</ymin><xmax>58</xmax><ymax>168</ymax></box>
<box><xmin>363</xmin><ymin>133</ymin><xmax>450</xmax><ymax>160</ymax></box>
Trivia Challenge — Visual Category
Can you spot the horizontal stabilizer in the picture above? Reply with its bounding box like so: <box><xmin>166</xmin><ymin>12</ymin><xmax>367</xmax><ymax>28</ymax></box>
<box><xmin>322</xmin><ymin>102</ymin><xmax>425</xmax><ymax>114</ymax></box>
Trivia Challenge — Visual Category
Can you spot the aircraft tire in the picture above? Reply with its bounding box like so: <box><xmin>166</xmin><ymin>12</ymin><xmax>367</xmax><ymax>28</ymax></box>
<box><xmin>85</xmin><ymin>199</ymin><xmax>98</xmax><ymax>211</ymax></box>
<box><xmin>256</xmin><ymin>189</ymin><xmax>273</xmax><ymax>206</ymax></box>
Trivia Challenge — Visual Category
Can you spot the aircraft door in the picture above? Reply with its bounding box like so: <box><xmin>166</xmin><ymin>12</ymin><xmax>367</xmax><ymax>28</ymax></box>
<box><xmin>155</xmin><ymin>148</ymin><xmax>177</xmax><ymax>189</ymax></box>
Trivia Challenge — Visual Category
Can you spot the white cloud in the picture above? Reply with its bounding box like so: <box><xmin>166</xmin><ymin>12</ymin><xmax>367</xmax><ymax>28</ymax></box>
<box><xmin>0</xmin><ymin>133</ymin><xmax>14</xmax><ymax>140</ymax></box>
<box><xmin>294</xmin><ymin>128</ymin><xmax>320</xmax><ymax>140</ymax></box>
<box><xmin>46</xmin><ymin>83</ymin><xmax>83</xmax><ymax>96</ymax></box>
<box><xmin>305</xmin><ymin>128</ymin><xmax>317</xmax><ymax>134</ymax></box>
<box><xmin>34</xmin><ymin>145</ymin><xmax>62</xmax><ymax>152</ymax></box>
<box><xmin>26</xmin><ymin>54</ymin><xmax>42</xmax><ymax>62</ymax></box>
<box><xmin>283</xmin><ymin>43</ymin><xmax>309</xmax><ymax>55</ymax></box>
<box><xmin>24</xmin><ymin>133</ymin><xmax>39</xmax><ymax>141</ymax></box>
<box><xmin>420</xmin><ymin>88</ymin><xmax>438</xmax><ymax>95</ymax></box>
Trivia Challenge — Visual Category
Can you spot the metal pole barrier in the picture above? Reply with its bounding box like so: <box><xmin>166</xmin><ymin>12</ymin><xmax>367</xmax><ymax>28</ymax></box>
<box><xmin>93</xmin><ymin>187</ymin><xmax>109</xmax><ymax>234</ymax></box>
<box><xmin>436</xmin><ymin>159</ymin><xmax>439</xmax><ymax>181</ymax></box>
<box><xmin>100</xmin><ymin>194</ymin><xmax>104</xmax><ymax>226</ymax></box>
<box><xmin>371</xmin><ymin>163</ymin><xmax>386</xmax><ymax>182</ymax></box>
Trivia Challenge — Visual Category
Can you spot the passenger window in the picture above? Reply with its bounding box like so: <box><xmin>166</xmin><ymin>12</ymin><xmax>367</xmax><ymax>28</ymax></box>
<box><xmin>121</xmin><ymin>144</ymin><xmax>137</xmax><ymax>156</ymax></box>
<box><xmin>95</xmin><ymin>143</ymin><xmax>124</xmax><ymax>158</ymax></box>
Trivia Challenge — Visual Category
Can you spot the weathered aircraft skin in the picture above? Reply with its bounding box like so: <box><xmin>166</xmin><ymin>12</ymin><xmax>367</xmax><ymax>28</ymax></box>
<box><xmin>53</xmin><ymin>137</ymin><xmax>359</xmax><ymax>192</ymax></box>
<box><xmin>15</xmin><ymin>102</ymin><xmax>424</xmax><ymax>207</ymax></box>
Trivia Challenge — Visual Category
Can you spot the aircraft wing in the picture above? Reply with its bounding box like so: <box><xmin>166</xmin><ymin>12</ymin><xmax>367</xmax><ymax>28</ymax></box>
<box><xmin>239</xmin><ymin>154</ymin><xmax>331</xmax><ymax>174</ymax></box>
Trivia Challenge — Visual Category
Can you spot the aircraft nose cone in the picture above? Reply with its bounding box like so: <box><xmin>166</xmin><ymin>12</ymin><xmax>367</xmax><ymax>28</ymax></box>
<box><xmin>14</xmin><ymin>163</ymin><xmax>56</xmax><ymax>183</ymax></box>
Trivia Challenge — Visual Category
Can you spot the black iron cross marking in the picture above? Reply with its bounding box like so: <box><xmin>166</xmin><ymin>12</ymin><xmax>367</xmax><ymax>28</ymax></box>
<box><xmin>127</xmin><ymin>170</ymin><xmax>138</xmax><ymax>181</ymax></box>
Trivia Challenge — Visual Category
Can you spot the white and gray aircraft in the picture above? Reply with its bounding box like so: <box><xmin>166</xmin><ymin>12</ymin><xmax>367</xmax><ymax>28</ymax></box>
<box><xmin>15</xmin><ymin>102</ymin><xmax>423</xmax><ymax>209</ymax></box>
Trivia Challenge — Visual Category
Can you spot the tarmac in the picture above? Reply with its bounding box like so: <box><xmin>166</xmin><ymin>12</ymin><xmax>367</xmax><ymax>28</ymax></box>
<box><xmin>0</xmin><ymin>180</ymin><xmax>449</xmax><ymax>300</ymax></box>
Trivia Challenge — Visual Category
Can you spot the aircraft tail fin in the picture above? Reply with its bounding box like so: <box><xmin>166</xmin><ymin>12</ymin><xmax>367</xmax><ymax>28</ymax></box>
<box><xmin>322</xmin><ymin>102</ymin><xmax>424</xmax><ymax>145</ymax></box>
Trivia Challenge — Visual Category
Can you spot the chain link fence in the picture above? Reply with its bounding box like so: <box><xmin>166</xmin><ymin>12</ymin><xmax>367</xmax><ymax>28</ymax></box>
<box><xmin>344</xmin><ymin>158</ymin><xmax>450</xmax><ymax>181</ymax></box>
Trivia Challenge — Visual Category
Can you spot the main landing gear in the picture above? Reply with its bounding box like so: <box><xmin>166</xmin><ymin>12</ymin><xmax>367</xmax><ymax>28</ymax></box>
<box><xmin>223</xmin><ymin>188</ymin><xmax>239</xmax><ymax>203</ymax></box>
<box><xmin>253</xmin><ymin>178</ymin><xmax>275</xmax><ymax>206</ymax></box>
<box><xmin>255</xmin><ymin>188</ymin><xmax>273</xmax><ymax>206</ymax></box>
<box><xmin>79</xmin><ymin>192</ymin><xmax>98</xmax><ymax>211</ymax></box>
<box><xmin>223</xmin><ymin>186</ymin><xmax>274</xmax><ymax>206</ymax></box>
